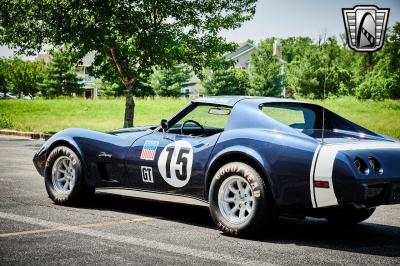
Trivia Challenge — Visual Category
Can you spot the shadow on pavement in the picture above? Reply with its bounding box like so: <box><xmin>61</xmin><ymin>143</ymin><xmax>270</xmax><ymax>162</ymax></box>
<box><xmin>80</xmin><ymin>191</ymin><xmax>215</xmax><ymax>228</ymax></box>
<box><xmin>78</xmin><ymin>191</ymin><xmax>400</xmax><ymax>258</ymax></box>
<box><xmin>257</xmin><ymin>217</ymin><xmax>400</xmax><ymax>257</ymax></box>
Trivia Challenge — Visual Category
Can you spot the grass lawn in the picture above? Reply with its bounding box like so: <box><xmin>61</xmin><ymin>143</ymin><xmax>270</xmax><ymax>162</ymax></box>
<box><xmin>0</xmin><ymin>97</ymin><xmax>399</xmax><ymax>139</ymax></box>
<box><xmin>0</xmin><ymin>98</ymin><xmax>190</xmax><ymax>133</ymax></box>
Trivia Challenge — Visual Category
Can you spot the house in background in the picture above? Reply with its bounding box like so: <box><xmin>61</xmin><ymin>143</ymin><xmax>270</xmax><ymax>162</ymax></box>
<box><xmin>35</xmin><ymin>52</ymin><xmax>98</xmax><ymax>99</ymax></box>
<box><xmin>182</xmin><ymin>42</ymin><xmax>257</xmax><ymax>97</ymax></box>
<box><xmin>35</xmin><ymin>43</ymin><xmax>257</xmax><ymax>98</ymax></box>
<box><xmin>78</xmin><ymin>52</ymin><xmax>97</xmax><ymax>99</ymax></box>
<box><xmin>225</xmin><ymin>42</ymin><xmax>256</xmax><ymax>69</ymax></box>
<box><xmin>181</xmin><ymin>74</ymin><xmax>202</xmax><ymax>97</ymax></box>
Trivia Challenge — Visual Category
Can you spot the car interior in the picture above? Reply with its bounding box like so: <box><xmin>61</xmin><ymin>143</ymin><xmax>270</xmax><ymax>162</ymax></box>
<box><xmin>166</xmin><ymin>105</ymin><xmax>232</xmax><ymax>137</ymax></box>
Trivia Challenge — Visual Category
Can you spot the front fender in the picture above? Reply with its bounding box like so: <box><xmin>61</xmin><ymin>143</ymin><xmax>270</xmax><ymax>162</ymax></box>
<box><xmin>33</xmin><ymin>129</ymin><xmax>88</xmax><ymax>178</ymax></box>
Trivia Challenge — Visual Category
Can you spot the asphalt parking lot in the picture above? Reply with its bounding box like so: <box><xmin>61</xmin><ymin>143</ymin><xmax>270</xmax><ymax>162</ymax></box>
<box><xmin>0</xmin><ymin>136</ymin><xmax>399</xmax><ymax>265</ymax></box>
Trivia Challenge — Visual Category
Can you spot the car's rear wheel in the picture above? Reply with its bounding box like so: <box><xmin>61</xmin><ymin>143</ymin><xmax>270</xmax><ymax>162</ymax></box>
<box><xmin>209</xmin><ymin>162</ymin><xmax>277</xmax><ymax>237</ymax></box>
<box><xmin>326</xmin><ymin>207</ymin><xmax>375</xmax><ymax>225</ymax></box>
<box><xmin>45</xmin><ymin>146</ymin><xmax>94</xmax><ymax>205</ymax></box>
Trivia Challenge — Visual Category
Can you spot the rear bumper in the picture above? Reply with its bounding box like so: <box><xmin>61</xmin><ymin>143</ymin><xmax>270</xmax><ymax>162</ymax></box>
<box><xmin>342</xmin><ymin>180</ymin><xmax>400</xmax><ymax>207</ymax></box>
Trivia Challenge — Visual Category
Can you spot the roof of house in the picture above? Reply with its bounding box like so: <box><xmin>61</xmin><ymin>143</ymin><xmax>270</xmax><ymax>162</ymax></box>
<box><xmin>225</xmin><ymin>43</ymin><xmax>256</xmax><ymax>61</ymax></box>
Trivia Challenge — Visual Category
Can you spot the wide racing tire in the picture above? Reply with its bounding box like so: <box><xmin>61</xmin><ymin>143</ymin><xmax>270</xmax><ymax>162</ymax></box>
<box><xmin>209</xmin><ymin>162</ymin><xmax>277</xmax><ymax>237</ymax></box>
<box><xmin>44</xmin><ymin>146</ymin><xmax>95</xmax><ymax>205</ymax></box>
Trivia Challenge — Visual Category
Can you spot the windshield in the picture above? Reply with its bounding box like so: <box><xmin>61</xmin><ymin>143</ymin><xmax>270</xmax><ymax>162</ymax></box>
<box><xmin>167</xmin><ymin>104</ymin><xmax>232</xmax><ymax>137</ymax></box>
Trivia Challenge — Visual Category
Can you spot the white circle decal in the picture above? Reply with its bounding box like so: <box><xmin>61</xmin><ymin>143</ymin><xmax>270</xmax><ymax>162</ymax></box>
<box><xmin>158</xmin><ymin>140</ymin><xmax>193</xmax><ymax>188</ymax></box>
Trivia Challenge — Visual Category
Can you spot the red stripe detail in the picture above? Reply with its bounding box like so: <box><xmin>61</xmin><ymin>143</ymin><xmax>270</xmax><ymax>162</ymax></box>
<box><xmin>141</xmin><ymin>149</ymin><xmax>156</xmax><ymax>160</ymax></box>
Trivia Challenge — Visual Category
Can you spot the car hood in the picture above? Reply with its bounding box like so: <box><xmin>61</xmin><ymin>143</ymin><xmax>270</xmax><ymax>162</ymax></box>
<box><xmin>108</xmin><ymin>125</ymin><xmax>157</xmax><ymax>139</ymax></box>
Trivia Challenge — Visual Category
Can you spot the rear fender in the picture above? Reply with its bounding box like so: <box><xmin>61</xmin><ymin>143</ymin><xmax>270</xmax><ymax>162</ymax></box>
<box><xmin>205</xmin><ymin>145</ymin><xmax>274</xmax><ymax>199</ymax></box>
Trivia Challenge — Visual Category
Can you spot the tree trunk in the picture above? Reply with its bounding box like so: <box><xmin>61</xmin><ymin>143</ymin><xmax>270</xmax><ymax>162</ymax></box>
<box><xmin>123</xmin><ymin>83</ymin><xmax>135</xmax><ymax>128</ymax></box>
<box><xmin>109</xmin><ymin>47</ymin><xmax>138</xmax><ymax>128</ymax></box>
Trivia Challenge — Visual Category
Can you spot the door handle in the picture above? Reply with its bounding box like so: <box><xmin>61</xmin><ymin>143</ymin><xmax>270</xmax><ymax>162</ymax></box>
<box><xmin>194</xmin><ymin>142</ymin><xmax>209</xmax><ymax>148</ymax></box>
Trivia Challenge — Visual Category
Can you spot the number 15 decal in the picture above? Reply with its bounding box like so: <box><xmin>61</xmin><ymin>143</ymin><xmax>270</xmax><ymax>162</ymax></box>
<box><xmin>158</xmin><ymin>140</ymin><xmax>193</xmax><ymax>188</ymax></box>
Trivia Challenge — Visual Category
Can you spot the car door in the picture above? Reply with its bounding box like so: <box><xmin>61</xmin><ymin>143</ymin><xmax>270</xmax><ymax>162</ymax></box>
<box><xmin>125</xmin><ymin>104</ymin><xmax>232</xmax><ymax>198</ymax></box>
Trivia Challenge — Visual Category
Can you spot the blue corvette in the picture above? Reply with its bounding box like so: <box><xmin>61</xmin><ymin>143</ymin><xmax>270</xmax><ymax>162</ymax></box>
<box><xmin>33</xmin><ymin>96</ymin><xmax>400</xmax><ymax>236</ymax></box>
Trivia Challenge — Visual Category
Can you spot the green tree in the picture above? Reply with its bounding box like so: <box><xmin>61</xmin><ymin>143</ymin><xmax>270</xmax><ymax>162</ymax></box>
<box><xmin>0</xmin><ymin>58</ymin><xmax>10</xmax><ymax>96</ymax></box>
<box><xmin>40</xmin><ymin>49</ymin><xmax>83</xmax><ymax>97</ymax></box>
<box><xmin>203</xmin><ymin>68</ymin><xmax>249</xmax><ymax>95</ymax></box>
<box><xmin>285</xmin><ymin>49</ymin><xmax>323</xmax><ymax>98</ymax></box>
<box><xmin>248</xmin><ymin>39</ymin><xmax>281</xmax><ymax>96</ymax></box>
<box><xmin>7</xmin><ymin>58</ymin><xmax>44</xmax><ymax>98</ymax></box>
<box><xmin>284</xmin><ymin>36</ymin><xmax>354</xmax><ymax>99</ymax></box>
<box><xmin>281</xmin><ymin>37</ymin><xmax>313</xmax><ymax>63</ymax></box>
<box><xmin>95</xmin><ymin>79</ymin><xmax>121</xmax><ymax>98</ymax></box>
<box><xmin>150</xmin><ymin>65</ymin><xmax>192</xmax><ymax>97</ymax></box>
<box><xmin>0</xmin><ymin>0</ymin><xmax>257</xmax><ymax>127</ymax></box>
<box><xmin>354</xmin><ymin>22</ymin><xmax>400</xmax><ymax>100</ymax></box>
<box><xmin>97</xmin><ymin>77</ymin><xmax>154</xmax><ymax>98</ymax></box>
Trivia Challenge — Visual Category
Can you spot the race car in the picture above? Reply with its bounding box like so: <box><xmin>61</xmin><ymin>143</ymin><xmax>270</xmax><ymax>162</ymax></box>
<box><xmin>33</xmin><ymin>96</ymin><xmax>400</xmax><ymax>236</ymax></box>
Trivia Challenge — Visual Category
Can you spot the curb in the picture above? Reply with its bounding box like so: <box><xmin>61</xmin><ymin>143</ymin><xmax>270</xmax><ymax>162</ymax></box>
<box><xmin>0</xmin><ymin>129</ymin><xmax>52</xmax><ymax>140</ymax></box>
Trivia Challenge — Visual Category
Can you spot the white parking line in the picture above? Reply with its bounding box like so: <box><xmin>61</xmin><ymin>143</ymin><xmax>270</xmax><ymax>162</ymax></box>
<box><xmin>0</xmin><ymin>211</ymin><xmax>275</xmax><ymax>266</ymax></box>
<box><xmin>0</xmin><ymin>217</ymin><xmax>155</xmax><ymax>238</ymax></box>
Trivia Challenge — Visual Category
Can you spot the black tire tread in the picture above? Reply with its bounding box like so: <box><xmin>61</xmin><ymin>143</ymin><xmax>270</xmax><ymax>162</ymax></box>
<box><xmin>209</xmin><ymin>162</ymin><xmax>276</xmax><ymax>237</ymax></box>
<box><xmin>45</xmin><ymin>146</ymin><xmax>94</xmax><ymax>206</ymax></box>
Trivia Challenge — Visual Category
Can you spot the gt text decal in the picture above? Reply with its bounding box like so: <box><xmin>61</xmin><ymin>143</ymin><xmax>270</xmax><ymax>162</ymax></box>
<box><xmin>140</xmin><ymin>141</ymin><xmax>159</xmax><ymax>160</ymax></box>
<box><xmin>158</xmin><ymin>140</ymin><xmax>193</xmax><ymax>188</ymax></box>
<box><xmin>141</xmin><ymin>166</ymin><xmax>154</xmax><ymax>183</ymax></box>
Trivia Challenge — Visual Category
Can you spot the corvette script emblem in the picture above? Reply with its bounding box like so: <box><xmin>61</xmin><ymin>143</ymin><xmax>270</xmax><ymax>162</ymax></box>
<box><xmin>98</xmin><ymin>152</ymin><xmax>112</xmax><ymax>158</ymax></box>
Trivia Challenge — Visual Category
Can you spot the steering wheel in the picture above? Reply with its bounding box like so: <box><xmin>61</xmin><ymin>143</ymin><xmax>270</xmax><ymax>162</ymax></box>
<box><xmin>180</xmin><ymin>120</ymin><xmax>207</xmax><ymax>136</ymax></box>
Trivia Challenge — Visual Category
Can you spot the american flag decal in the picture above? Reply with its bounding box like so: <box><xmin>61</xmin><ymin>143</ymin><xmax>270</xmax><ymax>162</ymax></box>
<box><xmin>140</xmin><ymin>141</ymin><xmax>159</xmax><ymax>160</ymax></box>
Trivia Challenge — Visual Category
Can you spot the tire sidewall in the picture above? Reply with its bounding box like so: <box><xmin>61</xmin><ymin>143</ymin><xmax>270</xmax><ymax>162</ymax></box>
<box><xmin>44</xmin><ymin>146</ymin><xmax>83</xmax><ymax>205</ymax></box>
<box><xmin>209</xmin><ymin>162</ymin><xmax>271</xmax><ymax>236</ymax></box>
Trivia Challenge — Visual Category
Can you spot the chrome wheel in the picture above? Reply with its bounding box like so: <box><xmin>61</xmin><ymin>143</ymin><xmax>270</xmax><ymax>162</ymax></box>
<box><xmin>218</xmin><ymin>175</ymin><xmax>255</xmax><ymax>225</ymax></box>
<box><xmin>51</xmin><ymin>156</ymin><xmax>76</xmax><ymax>194</ymax></box>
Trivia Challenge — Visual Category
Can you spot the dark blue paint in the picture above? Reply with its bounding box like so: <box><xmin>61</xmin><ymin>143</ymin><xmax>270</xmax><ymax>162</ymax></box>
<box><xmin>33</xmin><ymin>96</ymin><xmax>400</xmax><ymax>212</ymax></box>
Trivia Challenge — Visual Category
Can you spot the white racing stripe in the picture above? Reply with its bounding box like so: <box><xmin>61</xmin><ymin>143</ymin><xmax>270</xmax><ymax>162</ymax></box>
<box><xmin>0</xmin><ymin>211</ymin><xmax>275</xmax><ymax>266</ymax></box>
<box><xmin>309</xmin><ymin>144</ymin><xmax>322</xmax><ymax>208</ymax></box>
<box><xmin>311</xmin><ymin>141</ymin><xmax>400</xmax><ymax>208</ymax></box>
<box><xmin>313</xmin><ymin>145</ymin><xmax>339</xmax><ymax>207</ymax></box>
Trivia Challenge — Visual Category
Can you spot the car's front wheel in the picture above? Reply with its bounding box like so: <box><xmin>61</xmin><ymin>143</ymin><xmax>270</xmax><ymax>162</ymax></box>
<box><xmin>45</xmin><ymin>146</ymin><xmax>94</xmax><ymax>205</ymax></box>
<box><xmin>209</xmin><ymin>162</ymin><xmax>277</xmax><ymax>237</ymax></box>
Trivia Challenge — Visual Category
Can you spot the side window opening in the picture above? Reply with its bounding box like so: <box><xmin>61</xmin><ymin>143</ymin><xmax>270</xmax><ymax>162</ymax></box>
<box><xmin>261</xmin><ymin>103</ymin><xmax>378</xmax><ymax>139</ymax></box>
<box><xmin>262</xmin><ymin>105</ymin><xmax>316</xmax><ymax>130</ymax></box>
<box><xmin>167</xmin><ymin>105</ymin><xmax>232</xmax><ymax>137</ymax></box>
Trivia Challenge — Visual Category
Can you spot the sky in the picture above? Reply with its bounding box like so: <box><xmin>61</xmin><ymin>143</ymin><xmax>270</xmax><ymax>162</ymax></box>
<box><xmin>1</xmin><ymin>0</ymin><xmax>399</xmax><ymax>58</ymax></box>
<box><xmin>220</xmin><ymin>0</ymin><xmax>400</xmax><ymax>43</ymax></box>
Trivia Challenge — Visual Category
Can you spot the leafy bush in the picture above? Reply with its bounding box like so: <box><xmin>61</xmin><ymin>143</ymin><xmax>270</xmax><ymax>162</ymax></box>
<box><xmin>150</xmin><ymin>65</ymin><xmax>191</xmax><ymax>97</ymax></box>
<box><xmin>203</xmin><ymin>68</ymin><xmax>250</xmax><ymax>95</ymax></box>
<box><xmin>0</xmin><ymin>115</ymin><xmax>14</xmax><ymax>129</ymax></box>
<box><xmin>248</xmin><ymin>39</ymin><xmax>282</xmax><ymax>97</ymax></box>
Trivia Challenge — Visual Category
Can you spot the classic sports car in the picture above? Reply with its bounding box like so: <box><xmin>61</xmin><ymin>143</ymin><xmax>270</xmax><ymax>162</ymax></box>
<box><xmin>33</xmin><ymin>96</ymin><xmax>400</xmax><ymax>236</ymax></box>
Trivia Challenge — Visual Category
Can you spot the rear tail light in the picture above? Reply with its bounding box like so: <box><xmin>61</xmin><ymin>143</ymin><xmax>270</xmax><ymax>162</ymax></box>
<box><xmin>368</xmin><ymin>156</ymin><xmax>383</xmax><ymax>174</ymax></box>
<box><xmin>314</xmin><ymin>181</ymin><xmax>330</xmax><ymax>188</ymax></box>
<box><xmin>354</xmin><ymin>157</ymin><xmax>369</xmax><ymax>175</ymax></box>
